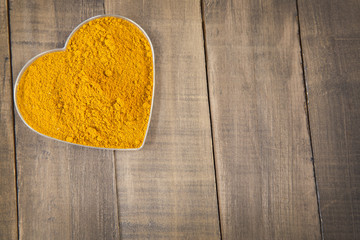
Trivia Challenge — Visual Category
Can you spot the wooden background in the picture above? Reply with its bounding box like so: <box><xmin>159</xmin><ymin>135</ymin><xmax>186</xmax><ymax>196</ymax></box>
<box><xmin>0</xmin><ymin>0</ymin><xmax>359</xmax><ymax>239</ymax></box>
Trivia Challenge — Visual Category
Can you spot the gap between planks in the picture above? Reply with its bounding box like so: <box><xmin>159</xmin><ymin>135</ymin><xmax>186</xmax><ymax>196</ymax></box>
<box><xmin>200</xmin><ymin>0</ymin><xmax>223</xmax><ymax>239</ymax></box>
<box><xmin>112</xmin><ymin>150</ymin><xmax>121</xmax><ymax>237</ymax></box>
<box><xmin>6</xmin><ymin>0</ymin><xmax>20</xmax><ymax>238</ymax></box>
<box><xmin>295</xmin><ymin>0</ymin><xmax>324</xmax><ymax>239</ymax></box>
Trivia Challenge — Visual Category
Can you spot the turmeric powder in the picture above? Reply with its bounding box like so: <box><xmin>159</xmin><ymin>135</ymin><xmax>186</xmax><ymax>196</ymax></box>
<box><xmin>15</xmin><ymin>16</ymin><xmax>154</xmax><ymax>149</ymax></box>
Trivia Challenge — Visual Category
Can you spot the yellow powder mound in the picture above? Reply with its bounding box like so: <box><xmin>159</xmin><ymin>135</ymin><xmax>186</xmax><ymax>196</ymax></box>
<box><xmin>16</xmin><ymin>16</ymin><xmax>153</xmax><ymax>149</ymax></box>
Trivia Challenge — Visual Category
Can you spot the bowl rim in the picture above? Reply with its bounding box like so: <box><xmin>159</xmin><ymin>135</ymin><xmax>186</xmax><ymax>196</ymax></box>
<box><xmin>13</xmin><ymin>14</ymin><xmax>155</xmax><ymax>151</ymax></box>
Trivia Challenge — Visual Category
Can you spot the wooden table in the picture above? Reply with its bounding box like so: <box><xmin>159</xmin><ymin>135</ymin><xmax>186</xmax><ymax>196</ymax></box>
<box><xmin>1</xmin><ymin>0</ymin><xmax>359</xmax><ymax>239</ymax></box>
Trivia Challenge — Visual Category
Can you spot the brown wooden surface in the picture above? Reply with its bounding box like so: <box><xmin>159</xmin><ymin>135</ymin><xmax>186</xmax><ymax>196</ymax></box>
<box><xmin>0</xmin><ymin>0</ymin><xmax>17</xmax><ymax>239</ymax></box>
<box><xmin>105</xmin><ymin>0</ymin><xmax>221</xmax><ymax>239</ymax></box>
<box><xmin>298</xmin><ymin>0</ymin><xmax>360</xmax><ymax>239</ymax></box>
<box><xmin>9</xmin><ymin>0</ymin><xmax>119</xmax><ymax>239</ymax></box>
<box><xmin>1</xmin><ymin>0</ymin><xmax>360</xmax><ymax>239</ymax></box>
<box><xmin>203</xmin><ymin>0</ymin><xmax>320</xmax><ymax>239</ymax></box>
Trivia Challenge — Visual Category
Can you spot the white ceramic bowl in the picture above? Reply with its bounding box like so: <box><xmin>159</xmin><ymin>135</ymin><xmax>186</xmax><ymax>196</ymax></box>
<box><xmin>14</xmin><ymin>15</ymin><xmax>155</xmax><ymax>150</ymax></box>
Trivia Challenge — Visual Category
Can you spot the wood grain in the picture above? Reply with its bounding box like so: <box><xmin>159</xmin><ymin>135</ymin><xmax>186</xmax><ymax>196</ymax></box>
<box><xmin>0</xmin><ymin>0</ymin><xmax>18</xmax><ymax>239</ymax></box>
<box><xmin>298</xmin><ymin>0</ymin><xmax>360</xmax><ymax>239</ymax></box>
<box><xmin>9</xmin><ymin>0</ymin><xmax>119</xmax><ymax>239</ymax></box>
<box><xmin>203</xmin><ymin>0</ymin><xmax>320</xmax><ymax>239</ymax></box>
<box><xmin>105</xmin><ymin>0</ymin><xmax>221</xmax><ymax>239</ymax></box>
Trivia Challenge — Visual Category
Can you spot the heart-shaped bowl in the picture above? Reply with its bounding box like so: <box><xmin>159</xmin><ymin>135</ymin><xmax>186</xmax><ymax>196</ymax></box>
<box><xmin>14</xmin><ymin>15</ymin><xmax>155</xmax><ymax>150</ymax></box>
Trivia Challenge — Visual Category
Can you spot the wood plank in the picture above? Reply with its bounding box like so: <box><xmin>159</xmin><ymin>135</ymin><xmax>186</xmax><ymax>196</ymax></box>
<box><xmin>0</xmin><ymin>0</ymin><xmax>18</xmax><ymax>239</ymax></box>
<box><xmin>9</xmin><ymin>0</ymin><xmax>119</xmax><ymax>239</ymax></box>
<box><xmin>203</xmin><ymin>0</ymin><xmax>321</xmax><ymax>239</ymax></box>
<box><xmin>104</xmin><ymin>0</ymin><xmax>221</xmax><ymax>239</ymax></box>
<box><xmin>298</xmin><ymin>0</ymin><xmax>360</xmax><ymax>239</ymax></box>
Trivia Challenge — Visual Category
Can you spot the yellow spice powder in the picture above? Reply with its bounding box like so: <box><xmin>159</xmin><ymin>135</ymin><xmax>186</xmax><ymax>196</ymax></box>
<box><xmin>16</xmin><ymin>16</ymin><xmax>153</xmax><ymax>148</ymax></box>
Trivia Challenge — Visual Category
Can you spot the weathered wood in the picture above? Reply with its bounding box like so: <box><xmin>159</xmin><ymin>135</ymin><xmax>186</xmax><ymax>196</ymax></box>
<box><xmin>105</xmin><ymin>0</ymin><xmax>221</xmax><ymax>239</ymax></box>
<box><xmin>203</xmin><ymin>0</ymin><xmax>321</xmax><ymax>239</ymax></box>
<box><xmin>9</xmin><ymin>0</ymin><xmax>119</xmax><ymax>239</ymax></box>
<box><xmin>298</xmin><ymin>0</ymin><xmax>360</xmax><ymax>239</ymax></box>
<box><xmin>0</xmin><ymin>0</ymin><xmax>18</xmax><ymax>239</ymax></box>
